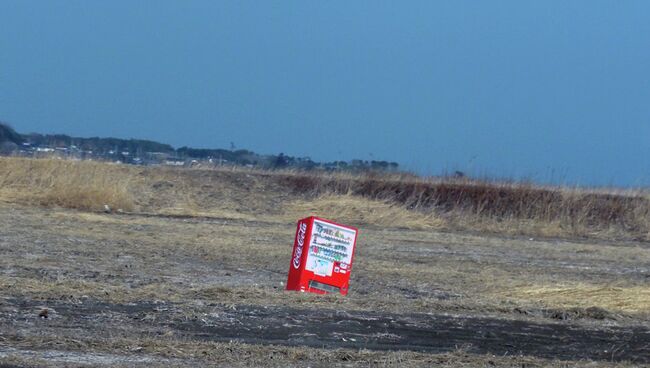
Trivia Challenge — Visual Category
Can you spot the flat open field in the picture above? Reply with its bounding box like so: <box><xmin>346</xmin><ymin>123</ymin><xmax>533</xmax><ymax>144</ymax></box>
<box><xmin>1</xmin><ymin>159</ymin><xmax>649</xmax><ymax>367</ymax></box>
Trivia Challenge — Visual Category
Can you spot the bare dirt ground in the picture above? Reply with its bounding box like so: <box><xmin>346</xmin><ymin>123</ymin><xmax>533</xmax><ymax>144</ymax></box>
<box><xmin>2</xmin><ymin>203</ymin><xmax>650</xmax><ymax>367</ymax></box>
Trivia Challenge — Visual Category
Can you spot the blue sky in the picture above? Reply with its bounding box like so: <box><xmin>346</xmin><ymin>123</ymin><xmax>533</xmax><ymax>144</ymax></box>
<box><xmin>1</xmin><ymin>1</ymin><xmax>649</xmax><ymax>186</ymax></box>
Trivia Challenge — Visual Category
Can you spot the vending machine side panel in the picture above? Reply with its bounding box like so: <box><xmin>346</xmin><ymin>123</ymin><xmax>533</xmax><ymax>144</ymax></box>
<box><xmin>285</xmin><ymin>217</ymin><xmax>313</xmax><ymax>292</ymax></box>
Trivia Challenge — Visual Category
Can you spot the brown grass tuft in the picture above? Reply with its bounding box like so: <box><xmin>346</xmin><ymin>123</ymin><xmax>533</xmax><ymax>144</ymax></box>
<box><xmin>285</xmin><ymin>194</ymin><xmax>444</xmax><ymax>230</ymax></box>
<box><xmin>0</xmin><ymin>157</ymin><xmax>139</xmax><ymax>211</ymax></box>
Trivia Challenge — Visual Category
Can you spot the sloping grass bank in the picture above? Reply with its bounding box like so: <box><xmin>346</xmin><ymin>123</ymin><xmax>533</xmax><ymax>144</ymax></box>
<box><xmin>1</xmin><ymin>157</ymin><xmax>648</xmax><ymax>241</ymax></box>
<box><xmin>280</xmin><ymin>172</ymin><xmax>650</xmax><ymax>240</ymax></box>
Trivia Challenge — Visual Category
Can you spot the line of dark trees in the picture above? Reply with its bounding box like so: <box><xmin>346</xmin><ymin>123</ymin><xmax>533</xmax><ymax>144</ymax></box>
<box><xmin>0</xmin><ymin>123</ymin><xmax>23</xmax><ymax>145</ymax></box>
<box><xmin>0</xmin><ymin>122</ymin><xmax>399</xmax><ymax>172</ymax></box>
<box><xmin>24</xmin><ymin>133</ymin><xmax>174</xmax><ymax>155</ymax></box>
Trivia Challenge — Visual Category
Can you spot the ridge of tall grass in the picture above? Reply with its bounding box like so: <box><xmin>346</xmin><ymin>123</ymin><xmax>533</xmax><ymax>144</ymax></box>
<box><xmin>277</xmin><ymin>171</ymin><xmax>650</xmax><ymax>239</ymax></box>
<box><xmin>1</xmin><ymin>157</ymin><xmax>648</xmax><ymax>240</ymax></box>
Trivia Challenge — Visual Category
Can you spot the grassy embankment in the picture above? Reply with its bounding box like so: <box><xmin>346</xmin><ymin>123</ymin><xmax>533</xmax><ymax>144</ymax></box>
<box><xmin>0</xmin><ymin>156</ymin><xmax>647</xmax><ymax>241</ymax></box>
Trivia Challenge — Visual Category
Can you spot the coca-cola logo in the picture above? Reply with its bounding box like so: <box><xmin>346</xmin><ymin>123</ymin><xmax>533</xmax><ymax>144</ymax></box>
<box><xmin>293</xmin><ymin>222</ymin><xmax>308</xmax><ymax>269</ymax></box>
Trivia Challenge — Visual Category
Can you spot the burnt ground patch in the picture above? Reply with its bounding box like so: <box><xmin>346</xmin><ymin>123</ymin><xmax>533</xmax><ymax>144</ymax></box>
<box><xmin>3</xmin><ymin>297</ymin><xmax>649</xmax><ymax>363</ymax></box>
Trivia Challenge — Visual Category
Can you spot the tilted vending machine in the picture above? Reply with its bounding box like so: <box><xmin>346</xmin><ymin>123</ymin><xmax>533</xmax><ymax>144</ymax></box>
<box><xmin>286</xmin><ymin>216</ymin><xmax>359</xmax><ymax>295</ymax></box>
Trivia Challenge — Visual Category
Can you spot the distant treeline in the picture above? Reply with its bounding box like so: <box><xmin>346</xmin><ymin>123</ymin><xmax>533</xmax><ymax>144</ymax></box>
<box><xmin>24</xmin><ymin>133</ymin><xmax>175</xmax><ymax>155</ymax></box>
<box><xmin>176</xmin><ymin>146</ymin><xmax>398</xmax><ymax>171</ymax></box>
<box><xmin>0</xmin><ymin>123</ymin><xmax>399</xmax><ymax>172</ymax></box>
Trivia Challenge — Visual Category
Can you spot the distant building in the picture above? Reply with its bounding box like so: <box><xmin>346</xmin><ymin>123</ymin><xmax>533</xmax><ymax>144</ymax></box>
<box><xmin>164</xmin><ymin>159</ymin><xmax>185</xmax><ymax>166</ymax></box>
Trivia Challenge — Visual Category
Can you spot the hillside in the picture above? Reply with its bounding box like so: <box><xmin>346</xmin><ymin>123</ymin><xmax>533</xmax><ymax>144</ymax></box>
<box><xmin>0</xmin><ymin>123</ymin><xmax>23</xmax><ymax>145</ymax></box>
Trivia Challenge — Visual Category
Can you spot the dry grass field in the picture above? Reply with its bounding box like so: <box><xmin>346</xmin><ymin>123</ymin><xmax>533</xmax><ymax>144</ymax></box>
<box><xmin>1</xmin><ymin>157</ymin><xmax>649</xmax><ymax>367</ymax></box>
<box><xmin>1</xmin><ymin>157</ymin><xmax>648</xmax><ymax>241</ymax></box>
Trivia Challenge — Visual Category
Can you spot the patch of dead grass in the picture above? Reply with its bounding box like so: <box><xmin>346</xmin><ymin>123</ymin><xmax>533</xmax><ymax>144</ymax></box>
<box><xmin>0</xmin><ymin>157</ymin><xmax>139</xmax><ymax>212</ymax></box>
<box><xmin>2</xmin><ymin>333</ymin><xmax>622</xmax><ymax>368</ymax></box>
<box><xmin>284</xmin><ymin>194</ymin><xmax>444</xmax><ymax>230</ymax></box>
<box><xmin>501</xmin><ymin>284</ymin><xmax>650</xmax><ymax>314</ymax></box>
<box><xmin>0</xmin><ymin>276</ymin><xmax>185</xmax><ymax>304</ymax></box>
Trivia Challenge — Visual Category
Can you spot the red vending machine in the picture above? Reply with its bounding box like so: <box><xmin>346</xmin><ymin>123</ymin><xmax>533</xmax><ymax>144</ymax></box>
<box><xmin>286</xmin><ymin>216</ymin><xmax>359</xmax><ymax>295</ymax></box>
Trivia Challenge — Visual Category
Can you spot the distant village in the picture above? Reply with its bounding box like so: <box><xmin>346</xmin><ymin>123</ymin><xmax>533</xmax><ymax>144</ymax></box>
<box><xmin>0</xmin><ymin>124</ymin><xmax>400</xmax><ymax>172</ymax></box>
<box><xmin>10</xmin><ymin>140</ymin><xmax>186</xmax><ymax>166</ymax></box>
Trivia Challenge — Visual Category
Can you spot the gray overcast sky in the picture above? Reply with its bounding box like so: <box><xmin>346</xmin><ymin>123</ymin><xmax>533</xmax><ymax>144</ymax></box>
<box><xmin>1</xmin><ymin>1</ymin><xmax>649</xmax><ymax>186</ymax></box>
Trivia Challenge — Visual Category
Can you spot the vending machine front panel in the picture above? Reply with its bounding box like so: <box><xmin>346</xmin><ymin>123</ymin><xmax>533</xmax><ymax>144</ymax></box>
<box><xmin>286</xmin><ymin>216</ymin><xmax>358</xmax><ymax>295</ymax></box>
